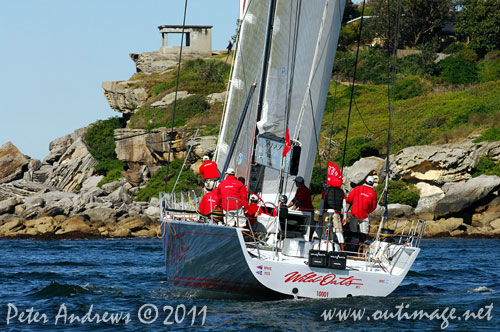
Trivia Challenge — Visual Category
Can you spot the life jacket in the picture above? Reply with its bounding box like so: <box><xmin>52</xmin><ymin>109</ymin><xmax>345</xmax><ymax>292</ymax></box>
<box><xmin>325</xmin><ymin>186</ymin><xmax>345</xmax><ymax>213</ymax></box>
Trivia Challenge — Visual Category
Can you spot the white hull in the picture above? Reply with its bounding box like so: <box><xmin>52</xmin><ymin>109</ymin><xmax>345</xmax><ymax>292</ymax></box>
<box><xmin>162</xmin><ymin>219</ymin><xmax>422</xmax><ymax>299</ymax></box>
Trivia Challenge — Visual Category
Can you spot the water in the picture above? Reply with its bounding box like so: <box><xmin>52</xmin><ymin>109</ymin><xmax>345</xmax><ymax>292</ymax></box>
<box><xmin>0</xmin><ymin>238</ymin><xmax>498</xmax><ymax>331</ymax></box>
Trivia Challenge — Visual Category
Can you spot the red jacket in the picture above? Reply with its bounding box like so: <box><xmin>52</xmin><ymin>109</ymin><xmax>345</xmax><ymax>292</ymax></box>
<box><xmin>215</xmin><ymin>175</ymin><xmax>248</xmax><ymax>211</ymax></box>
<box><xmin>198</xmin><ymin>190</ymin><xmax>219</xmax><ymax>215</ymax></box>
<box><xmin>346</xmin><ymin>184</ymin><xmax>377</xmax><ymax>219</ymax></box>
<box><xmin>199</xmin><ymin>161</ymin><xmax>220</xmax><ymax>180</ymax></box>
<box><xmin>293</xmin><ymin>185</ymin><xmax>314</xmax><ymax>213</ymax></box>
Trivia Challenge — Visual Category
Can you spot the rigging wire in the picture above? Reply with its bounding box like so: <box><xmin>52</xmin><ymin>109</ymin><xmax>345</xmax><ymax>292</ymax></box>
<box><xmin>164</xmin><ymin>0</ymin><xmax>189</xmax><ymax>192</ymax></box>
<box><xmin>327</xmin><ymin>71</ymin><xmax>340</xmax><ymax>161</ymax></box>
<box><xmin>340</xmin><ymin>0</ymin><xmax>366</xmax><ymax>173</ymax></box>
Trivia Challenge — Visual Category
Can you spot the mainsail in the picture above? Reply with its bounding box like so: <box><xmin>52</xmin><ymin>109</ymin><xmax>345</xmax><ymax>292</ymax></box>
<box><xmin>216</xmin><ymin>0</ymin><xmax>346</xmax><ymax>203</ymax></box>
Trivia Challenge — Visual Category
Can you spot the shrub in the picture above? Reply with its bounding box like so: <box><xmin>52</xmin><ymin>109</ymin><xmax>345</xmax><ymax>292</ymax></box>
<box><xmin>136</xmin><ymin>159</ymin><xmax>198</xmax><ymax>202</ymax></box>
<box><xmin>395</xmin><ymin>76</ymin><xmax>423</xmax><ymax>100</ymax></box>
<box><xmin>374</xmin><ymin>180</ymin><xmax>420</xmax><ymax>207</ymax></box>
<box><xmin>443</xmin><ymin>42</ymin><xmax>465</xmax><ymax>54</ymax></box>
<box><xmin>341</xmin><ymin>137</ymin><xmax>380</xmax><ymax>166</ymax></box>
<box><xmin>471</xmin><ymin>156</ymin><xmax>500</xmax><ymax>177</ymax></box>
<box><xmin>85</xmin><ymin>117</ymin><xmax>124</xmax><ymax>161</ymax></box>
<box><xmin>478</xmin><ymin>50</ymin><xmax>500</xmax><ymax>83</ymax></box>
<box><xmin>84</xmin><ymin>117</ymin><xmax>126</xmax><ymax>186</ymax></box>
<box><xmin>439</xmin><ymin>54</ymin><xmax>479</xmax><ymax>84</ymax></box>
<box><xmin>473</xmin><ymin>128</ymin><xmax>500</xmax><ymax>143</ymax></box>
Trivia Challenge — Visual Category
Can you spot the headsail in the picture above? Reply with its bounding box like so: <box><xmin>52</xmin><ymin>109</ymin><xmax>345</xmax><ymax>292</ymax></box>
<box><xmin>216</xmin><ymin>0</ymin><xmax>346</xmax><ymax>203</ymax></box>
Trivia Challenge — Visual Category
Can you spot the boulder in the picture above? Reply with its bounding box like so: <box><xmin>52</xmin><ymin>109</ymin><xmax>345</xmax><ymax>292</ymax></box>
<box><xmin>81</xmin><ymin>175</ymin><xmax>104</xmax><ymax>190</ymax></box>
<box><xmin>207</xmin><ymin>91</ymin><xmax>227</xmax><ymax>104</ymax></box>
<box><xmin>0</xmin><ymin>197</ymin><xmax>22</xmax><ymax>214</ymax></box>
<box><xmin>151</xmin><ymin>91</ymin><xmax>191</xmax><ymax>108</ymax></box>
<box><xmin>436</xmin><ymin>217</ymin><xmax>464</xmax><ymax>232</ymax></box>
<box><xmin>144</xmin><ymin>205</ymin><xmax>160</xmax><ymax>219</ymax></box>
<box><xmin>490</xmin><ymin>219</ymin><xmax>500</xmax><ymax>230</ymax></box>
<box><xmin>25</xmin><ymin>216</ymin><xmax>56</xmax><ymax>234</ymax></box>
<box><xmin>55</xmin><ymin>216</ymin><xmax>91</xmax><ymax>234</ymax></box>
<box><xmin>83</xmin><ymin>207</ymin><xmax>117</xmax><ymax>223</ymax></box>
<box><xmin>109</xmin><ymin>227</ymin><xmax>131</xmax><ymax>237</ymax></box>
<box><xmin>387</xmin><ymin>204</ymin><xmax>413</xmax><ymax>218</ymax></box>
<box><xmin>434</xmin><ymin>175</ymin><xmax>500</xmax><ymax>217</ymax></box>
<box><xmin>390</xmin><ymin>145</ymin><xmax>474</xmax><ymax>184</ymax></box>
<box><xmin>342</xmin><ymin>156</ymin><xmax>385</xmax><ymax>190</ymax></box>
<box><xmin>118</xmin><ymin>216</ymin><xmax>146</xmax><ymax>232</ymax></box>
<box><xmin>123</xmin><ymin>170</ymin><xmax>143</xmax><ymax>187</ymax></box>
<box><xmin>0</xmin><ymin>142</ymin><xmax>30</xmax><ymax>184</ymax></box>
<box><xmin>0</xmin><ymin>218</ymin><xmax>23</xmax><ymax>236</ymax></box>
<box><xmin>102</xmin><ymin>80</ymin><xmax>148</xmax><ymax>114</ymax></box>
<box><xmin>190</xmin><ymin>136</ymin><xmax>218</xmax><ymax>159</ymax></box>
<box><xmin>415</xmin><ymin>182</ymin><xmax>443</xmax><ymax>198</ymax></box>
<box><xmin>129</xmin><ymin>51</ymin><xmax>179</xmax><ymax>74</ymax></box>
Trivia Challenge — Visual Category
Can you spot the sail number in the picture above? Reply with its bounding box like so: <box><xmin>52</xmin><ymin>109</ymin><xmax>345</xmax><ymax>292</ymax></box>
<box><xmin>317</xmin><ymin>291</ymin><xmax>329</xmax><ymax>298</ymax></box>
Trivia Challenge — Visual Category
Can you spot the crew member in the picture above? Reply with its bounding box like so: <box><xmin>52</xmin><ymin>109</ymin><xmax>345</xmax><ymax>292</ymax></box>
<box><xmin>346</xmin><ymin>175</ymin><xmax>377</xmax><ymax>242</ymax></box>
<box><xmin>199</xmin><ymin>155</ymin><xmax>220</xmax><ymax>191</ymax></box>
<box><xmin>287</xmin><ymin>176</ymin><xmax>314</xmax><ymax>213</ymax></box>
<box><xmin>287</xmin><ymin>176</ymin><xmax>314</xmax><ymax>239</ymax></box>
<box><xmin>324</xmin><ymin>181</ymin><xmax>347</xmax><ymax>250</ymax></box>
<box><xmin>215</xmin><ymin>168</ymin><xmax>248</xmax><ymax>227</ymax></box>
<box><xmin>198</xmin><ymin>189</ymin><xmax>219</xmax><ymax>219</ymax></box>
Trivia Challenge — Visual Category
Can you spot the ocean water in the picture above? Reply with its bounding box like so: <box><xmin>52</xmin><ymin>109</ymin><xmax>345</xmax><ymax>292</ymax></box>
<box><xmin>0</xmin><ymin>238</ymin><xmax>498</xmax><ymax>331</ymax></box>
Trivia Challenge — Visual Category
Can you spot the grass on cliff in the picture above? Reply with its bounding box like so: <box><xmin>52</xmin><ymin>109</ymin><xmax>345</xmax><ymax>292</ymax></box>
<box><xmin>322</xmin><ymin>80</ymin><xmax>500</xmax><ymax>165</ymax></box>
<box><xmin>84</xmin><ymin>117</ymin><xmax>126</xmax><ymax>187</ymax></box>
<box><xmin>136</xmin><ymin>159</ymin><xmax>199</xmax><ymax>202</ymax></box>
<box><xmin>128</xmin><ymin>94</ymin><xmax>210</xmax><ymax>130</ymax></box>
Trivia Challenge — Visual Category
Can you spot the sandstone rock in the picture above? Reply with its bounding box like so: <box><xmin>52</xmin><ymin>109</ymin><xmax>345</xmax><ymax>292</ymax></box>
<box><xmin>106</xmin><ymin>186</ymin><xmax>133</xmax><ymax>206</ymax></box>
<box><xmin>424</xmin><ymin>220</ymin><xmax>448</xmax><ymax>236</ymax></box>
<box><xmin>129</xmin><ymin>51</ymin><xmax>179</xmax><ymax>73</ymax></box>
<box><xmin>123</xmin><ymin>170</ymin><xmax>143</xmax><ymax>187</ymax></box>
<box><xmin>0</xmin><ymin>218</ymin><xmax>23</xmax><ymax>235</ymax></box>
<box><xmin>387</xmin><ymin>204</ymin><xmax>413</xmax><ymax>218</ymax></box>
<box><xmin>490</xmin><ymin>218</ymin><xmax>500</xmax><ymax>229</ymax></box>
<box><xmin>436</xmin><ymin>217</ymin><xmax>463</xmax><ymax>232</ymax></box>
<box><xmin>415</xmin><ymin>182</ymin><xmax>443</xmax><ymax>197</ymax></box>
<box><xmin>81</xmin><ymin>175</ymin><xmax>104</xmax><ymax>190</ymax></box>
<box><xmin>0</xmin><ymin>142</ymin><xmax>29</xmax><ymax>184</ymax></box>
<box><xmin>25</xmin><ymin>216</ymin><xmax>56</xmax><ymax>234</ymax></box>
<box><xmin>151</xmin><ymin>91</ymin><xmax>191</xmax><ymax>107</ymax></box>
<box><xmin>434</xmin><ymin>175</ymin><xmax>500</xmax><ymax>217</ymax></box>
<box><xmin>118</xmin><ymin>216</ymin><xmax>146</xmax><ymax>231</ymax></box>
<box><xmin>0</xmin><ymin>197</ymin><xmax>22</xmax><ymax>214</ymax></box>
<box><xmin>342</xmin><ymin>157</ymin><xmax>385</xmax><ymax>190</ymax></box>
<box><xmin>101</xmin><ymin>178</ymin><xmax>127</xmax><ymax>194</ymax></box>
<box><xmin>450</xmin><ymin>229</ymin><xmax>465</xmax><ymax>237</ymax></box>
<box><xmin>144</xmin><ymin>205</ymin><xmax>160</xmax><ymax>219</ymax></box>
<box><xmin>132</xmin><ymin>229</ymin><xmax>157</xmax><ymax>237</ymax></box>
<box><xmin>415</xmin><ymin>193</ymin><xmax>446</xmax><ymax>219</ymax></box>
<box><xmin>55</xmin><ymin>216</ymin><xmax>91</xmax><ymax>234</ymax></box>
<box><xmin>83</xmin><ymin>207</ymin><xmax>117</xmax><ymax>223</ymax></box>
<box><xmin>390</xmin><ymin>145</ymin><xmax>473</xmax><ymax>184</ymax></box>
<box><xmin>23</xmin><ymin>159</ymin><xmax>42</xmax><ymax>181</ymax></box>
<box><xmin>207</xmin><ymin>91</ymin><xmax>227</xmax><ymax>104</ymax></box>
<box><xmin>110</xmin><ymin>227</ymin><xmax>131</xmax><ymax>237</ymax></box>
<box><xmin>190</xmin><ymin>136</ymin><xmax>218</xmax><ymax>159</ymax></box>
<box><xmin>102</xmin><ymin>80</ymin><xmax>148</xmax><ymax>113</ymax></box>
<box><xmin>42</xmin><ymin>127</ymin><xmax>98</xmax><ymax>192</ymax></box>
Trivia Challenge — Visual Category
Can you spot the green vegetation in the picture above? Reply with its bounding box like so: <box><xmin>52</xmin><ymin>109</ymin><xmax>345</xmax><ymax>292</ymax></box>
<box><xmin>136</xmin><ymin>159</ymin><xmax>198</xmax><ymax>202</ymax></box>
<box><xmin>471</xmin><ymin>156</ymin><xmax>500</xmax><ymax>178</ymax></box>
<box><xmin>84</xmin><ymin>117</ymin><xmax>126</xmax><ymax>187</ymax></box>
<box><xmin>439</xmin><ymin>53</ymin><xmax>479</xmax><ymax>84</ymax></box>
<box><xmin>473</xmin><ymin>128</ymin><xmax>500</xmax><ymax>143</ymax></box>
<box><xmin>129</xmin><ymin>94</ymin><xmax>210</xmax><ymax>130</ymax></box>
<box><xmin>375</xmin><ymin>181</ymin><xmax>420</xmax><ymax>207</ymax></box>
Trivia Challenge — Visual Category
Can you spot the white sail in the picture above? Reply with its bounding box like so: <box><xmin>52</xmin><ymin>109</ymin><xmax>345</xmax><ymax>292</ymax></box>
<box><xmin>258</xmin><ymin>0</ymin><xmax>346</xmax><ymax>201</ymax></box>
<box><xmin>217</xmin><ymin>0</ymin><xmax>346</xmax><ymax>203</ymax></box>
<box><xmin>215</xmin><ymin>0</ymin><xmax>270</xmax><ymax>178</ymax></box>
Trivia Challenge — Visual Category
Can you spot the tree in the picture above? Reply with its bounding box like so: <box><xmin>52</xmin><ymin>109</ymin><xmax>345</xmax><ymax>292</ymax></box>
<box><xmin>367</xmin><ymin>0</ymin><xmax>454</xmax><ymax>48</ymax></box>
<box><xmin>455</xmin><ymin>0</ymin><xmax>500</xmax><ymax>57</ymax></box>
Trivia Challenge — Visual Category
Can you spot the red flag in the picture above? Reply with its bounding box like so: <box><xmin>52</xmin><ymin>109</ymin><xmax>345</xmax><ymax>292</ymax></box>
<box><xmin>326</xmin><ymin>161</ymin><xmax>343</xmax><ymax>187</ymax></box>
<box><xmin>283</xmin><ymin>125</ymin><xmax>291</xmax><ymax>157</ymax></box>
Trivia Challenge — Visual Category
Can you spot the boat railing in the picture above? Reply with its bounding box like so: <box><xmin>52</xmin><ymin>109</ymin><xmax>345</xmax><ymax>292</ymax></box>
<box><xmin>160</xmin><ymin>191</ymin><xmax>201</xmax><ymax>222</ymax></box>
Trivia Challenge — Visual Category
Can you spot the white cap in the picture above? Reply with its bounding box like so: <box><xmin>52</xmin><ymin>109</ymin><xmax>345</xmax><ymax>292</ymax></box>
<box><xmin>203</xmin><ymin>155</ymin><xmax>209</xmax><ymax>161</ymax></box>
<box><xmin>226</xmin><ymin>167</ymin><xmax>235</xmax><ymax>175</ymax></box>
<box><xmin>366</xmin><ymin>175</ymin><xmax>374</xmax><ymax>186</ymax></box>
<box><xmin>250</xmin><ymin>194</ymin><xmax>258</xmax><ymax>201</ymax></box>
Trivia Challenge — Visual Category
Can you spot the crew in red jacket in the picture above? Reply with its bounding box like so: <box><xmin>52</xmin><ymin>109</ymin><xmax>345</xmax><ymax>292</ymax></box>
<box><xmin>199</xmin><ymin>156</ymin><xmax>220</xmax><ymax>180</ymax></box>
<box><xmin>346</xmin><ymin>175</ymin><xmax>377</xmax><ymax>241</ymax></box>
<box><xmin>198</xmin><ymin>190</ymin><xmax>219</xmax><ymax>216</ymax></box>
<box><xmin>199</xmin><ymin>156</ymin><xmax>220</xmax><ymax>191</ymax></box>
<box><xmin>214</xmin><ymin>168</ymin><xmax>248</xmax><ymax>227</ymax></box>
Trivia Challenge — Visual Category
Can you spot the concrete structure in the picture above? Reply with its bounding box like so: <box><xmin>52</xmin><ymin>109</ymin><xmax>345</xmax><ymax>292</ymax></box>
<box><xmin>158</xmin><ymin>25</ymin><xmax>212</xmax><ymax>56</ymax></box>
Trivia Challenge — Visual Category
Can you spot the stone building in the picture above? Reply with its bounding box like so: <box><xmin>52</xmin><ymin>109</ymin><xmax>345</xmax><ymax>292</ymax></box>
<box><xmin>158</xmin><ymin>25</ymin><xmax>212</xmax><ymax>56</ymax></box>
